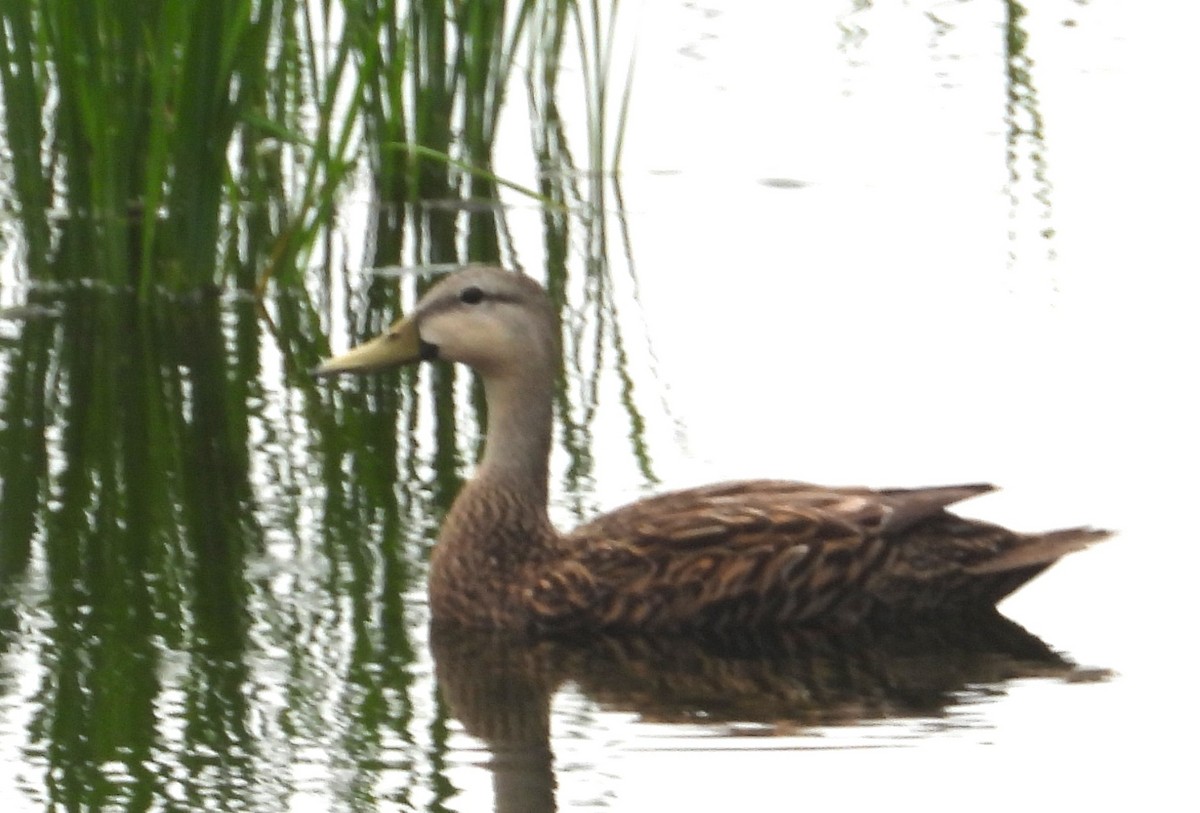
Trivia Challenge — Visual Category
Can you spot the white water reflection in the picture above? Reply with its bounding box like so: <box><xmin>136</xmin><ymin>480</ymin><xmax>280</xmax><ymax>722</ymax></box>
<box><xmin>486</xmin><ymin>1</ymin><xmax>1198</xmax><ymax>810</ymax></box>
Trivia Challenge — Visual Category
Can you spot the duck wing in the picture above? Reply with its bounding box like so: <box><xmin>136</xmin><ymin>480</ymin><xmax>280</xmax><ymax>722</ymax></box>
<box><xmin>526</xmin><ymin>480</ymin><xmax>1000</xmax><ymax>632</ymax></box>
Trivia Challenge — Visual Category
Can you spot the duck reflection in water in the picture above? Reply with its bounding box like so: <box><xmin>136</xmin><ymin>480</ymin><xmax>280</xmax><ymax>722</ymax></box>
<box><xmin>431</xmin><ymin>617</ymin><xmax>1105</xmax><ymax>813</ymax></box>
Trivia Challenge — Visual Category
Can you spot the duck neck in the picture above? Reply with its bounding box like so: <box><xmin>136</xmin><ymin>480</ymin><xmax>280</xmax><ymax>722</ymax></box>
<box><xmin>474</xmin><ymin>369</ymin><xmax>555</xmax><ymax>508</ymax></box>
<box><xmin>429</xmin><ymin>367</ymin><xmax>558</xmax><ymax>627</ymax></box>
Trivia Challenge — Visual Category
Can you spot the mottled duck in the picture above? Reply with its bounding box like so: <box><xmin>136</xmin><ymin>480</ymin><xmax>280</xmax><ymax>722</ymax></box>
<box><xmin>316</xmin><ymin>266</ymin><xmax>1108</xmax><ymax>634</ymax></box>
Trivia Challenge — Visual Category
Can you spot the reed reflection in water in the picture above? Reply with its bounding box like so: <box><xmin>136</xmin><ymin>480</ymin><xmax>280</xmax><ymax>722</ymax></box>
<box><xmin>0</xmin><ymin>165</ymin><xmax>664</xmax><ymax>809</ymax></box>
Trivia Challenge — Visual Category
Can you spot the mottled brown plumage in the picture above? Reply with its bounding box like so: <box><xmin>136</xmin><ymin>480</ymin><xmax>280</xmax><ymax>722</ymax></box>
<box><xmin>316</xmin><ymin>266</ymin><xmax>1110</xmax><ymax>634</ymax></box>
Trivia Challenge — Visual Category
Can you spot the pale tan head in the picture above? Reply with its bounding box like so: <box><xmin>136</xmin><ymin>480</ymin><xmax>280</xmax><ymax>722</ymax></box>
<box><xmin>315</xmin><ymin>266</ymin><xmax>560</xmax><ymax>380</ymax></box>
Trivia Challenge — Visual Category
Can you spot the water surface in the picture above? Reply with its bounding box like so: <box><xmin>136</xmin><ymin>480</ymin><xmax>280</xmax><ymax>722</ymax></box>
<box><xmin>2</xmin><ymin>1</ymin><xmax>1198</xmax><ymax>811</ymax></box>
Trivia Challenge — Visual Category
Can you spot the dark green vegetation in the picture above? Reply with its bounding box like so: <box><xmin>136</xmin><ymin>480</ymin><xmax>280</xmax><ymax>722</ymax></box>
<box><xmin>0</xmin><ymin>0</ymin><xmax>632</xmax><ymax>293</ymax></box>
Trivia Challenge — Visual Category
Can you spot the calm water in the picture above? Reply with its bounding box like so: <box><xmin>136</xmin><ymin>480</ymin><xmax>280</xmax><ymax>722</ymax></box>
<box><xmin>2</xmin><ymin>1</ymin><xmax>1199</xmax><ymax>811</ymax></box>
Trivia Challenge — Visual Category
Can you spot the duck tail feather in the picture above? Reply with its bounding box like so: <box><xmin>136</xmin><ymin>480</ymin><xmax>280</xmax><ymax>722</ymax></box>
<box><xmin>969</xmin><ymin>527</ymin><xmax>1113</xmax><ymax>575</ymax></box>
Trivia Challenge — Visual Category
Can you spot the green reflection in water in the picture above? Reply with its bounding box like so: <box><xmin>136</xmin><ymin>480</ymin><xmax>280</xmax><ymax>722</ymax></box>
<box><xmin>0</xmin><ymin>165</ymin><xmax>656</xmax><ymax>810</ymax></box>
<box><xmin>0</xmin><ymin>284</ymin><xmax>422</xmax><ymax>809</ymax></box>
<box><xmin>0</xmin><ymin>282</ymin><xmax>259</xmax><ymax>807</ymax></box>
<box><xmin>1005</xmin><ymin>0</ymin><xmax>1055</xmax><ymax>262</ymax></box>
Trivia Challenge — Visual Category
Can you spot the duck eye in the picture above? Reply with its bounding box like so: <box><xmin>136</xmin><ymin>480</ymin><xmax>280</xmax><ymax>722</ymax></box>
<box><xmin>459</xmin><ymin>286</ymin><xmax>485</xmax><ymax>305</ymax></box>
